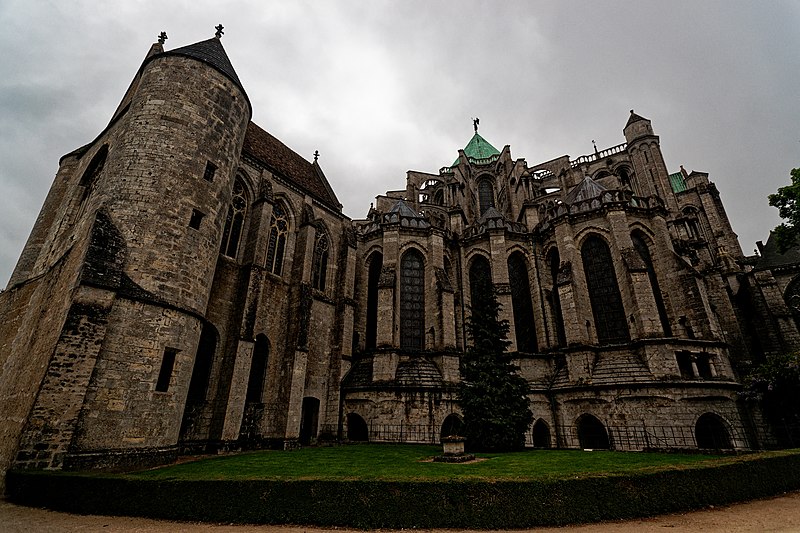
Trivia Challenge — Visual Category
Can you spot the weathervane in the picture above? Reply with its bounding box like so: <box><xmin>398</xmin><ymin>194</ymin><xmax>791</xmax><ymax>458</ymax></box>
<box><xmin>314</xmin><ymin>150</ymin><xmax>320</xmax><ymax>162</ymax></box>
<box><xmin>158</xmin><ymin>31</ymin><xmax>168</xmax><ymax>45</ymax></box>
<box><xmin>472</xmin><ymin>117</ymin><xmax>480</xmax><ymax>133</ymax></box>
<box><xmin>215</xmin><ymin>24</ymin><xmax>224</xmax><ymax>39</ymax></box>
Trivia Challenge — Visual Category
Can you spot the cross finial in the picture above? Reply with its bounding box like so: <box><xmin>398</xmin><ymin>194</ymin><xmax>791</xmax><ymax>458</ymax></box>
<box><xmin>472</xmin><ymin>117</ymin><xmax>479</xmax><ymax>133</ymax></box>
<box><xmin>158</xmin><ymin>31</ymin><xmax>168</xmax><ymax>45</ymax></box>
<box><xmin>313</xmin><ymin>150</ymin><xmax>320</xmax><ymax>162</ymax></box>
<box><xmin>215</xmin><ymin>24</ymin><xmax>224</xmax><ymax>38</ymax></box>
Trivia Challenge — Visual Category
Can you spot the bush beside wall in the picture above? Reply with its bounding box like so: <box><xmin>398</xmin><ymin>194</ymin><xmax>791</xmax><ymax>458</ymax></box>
<box><xmin>7</xmin><ymin>451</ymin><xmax>800</xmax><ymax>529</ymax></box>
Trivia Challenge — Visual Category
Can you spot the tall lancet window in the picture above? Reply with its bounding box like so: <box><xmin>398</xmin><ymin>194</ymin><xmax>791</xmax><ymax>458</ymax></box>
<box><xmin>400</xmin><ymin>249</ymin><xmax>425</xmax><ymax>350</ymax></box>
<box><xmin>478</xmin><ymin>179</ymin><xmax>495</xmax><ymax>215</ymax></box>
<box><xmin>508</xmin><ymin>252</ymin><xmax>537</xmax><ymax>352</ymax></box>
<box><xmin>220</xmin><ymin>179</ymin><xmax>248</xmax><ymax>259</ymax></box>
<box><xmin>266</xmin><ymin>202</ymin><xmax>288</xmax><ymax>275</ymax></box>
<box><xmin>365</xmin><ymin>252</ymin><xmax>383</xmax><ymax>350</ymax></box>
<box><xmin>582</xmin><ymin>235</ymin><xmax>630</xmax><ymax>344</ymax></box>
<box><xmin>311</xmin><ymin>231</ymin><xmax>329</xmax><ymax>291</ymax></box>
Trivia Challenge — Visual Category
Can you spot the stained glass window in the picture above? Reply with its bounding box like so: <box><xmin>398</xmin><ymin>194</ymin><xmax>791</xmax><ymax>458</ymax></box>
<box><xmin>266</xmin><ymin>203</ymin><xmax>288</xmax><ymax>275</ymax></box>
<box><xmin>469</xmin><ymin>256</ymin><xmax>492</xmax><ymax>314</ymax></box>
<box><xmin>478</xmin><ymin>180</ymin><xmax>495</xmax><ymax>215</ymax></box>
<box><xmin>400</xmin><ymin>249</ymin><xmax>425</xmax><ymax>350</ymax></box>
<box><xmin>582</xmin><ymin>236</ymin><xmax>630</xmax><ymax>344</ymax></box>
<box><xmin>508</xmin><ymin>252</ymin><xmax>537</xmax><ymax>352</ymax></box>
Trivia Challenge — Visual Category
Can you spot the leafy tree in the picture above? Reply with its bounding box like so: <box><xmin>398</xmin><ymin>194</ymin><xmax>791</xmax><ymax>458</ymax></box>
<box><xmin>458</xmin><ymin>278</ymin><xmax>532</xmax><ymax>452</ymax></box>
<box><xmin>740</xmin><ymin>351</ymin><xmax>800</xmax><ymax>425</ymax></box>
<box><xmin>768</xmin><ymin>168</ymin><xmax>800</xmax><ymax>253</ymax></box>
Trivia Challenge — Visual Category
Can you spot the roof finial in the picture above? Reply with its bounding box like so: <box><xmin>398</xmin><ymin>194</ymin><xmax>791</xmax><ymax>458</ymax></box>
<box><xmin>592</xmin><ymin>139</ymin><xmax>598</xmax><ymax>155</ymax></box>
<box><xmin>158</xmin><ymin>31</ymin><xmax>168</xmax><ymax>45</ymax></box>
<box><xmin>630</xmin><ymin>109</ymin><xmax>635</xmax><ymax>115</ymax></box>
<box><xmin>215</xmin><ymin>24</ymin><xmax>224</xmax><ymax>39</ymax></box>
<box><xmin>313</xmin><ymin>150</ymin><xmax>320</xmax><ymax>162</ymax></box>
<box><xmin>472</xmin><ymin>117</ymin><xmax>479</xmax><ymax>133</ymax></box>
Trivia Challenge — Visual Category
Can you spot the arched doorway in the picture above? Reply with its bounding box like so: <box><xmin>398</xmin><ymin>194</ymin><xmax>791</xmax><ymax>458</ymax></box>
<box><xmin>347</xmin><ymin>413</ymin><xmax>369</xmax><ymax>442</ymax></box>
<box><xmin>695</xmin><ymin>413</ymin><xmax>732</xmax><ymax>449</ymax></box>
<box><xmin>299</xmin><ymin>397</ymin><xmax>320</xmax><ymax>446</ymax></box>
<box><xmin>576</xmin><ymin>414</ymin><xmax>610</xmax><ymax>449</ymax></box>
<box><xmin>532</xmin><ymin>419</ymin><xmax>552</xmax><ymax>448</ymax></box>
<box><xmin>440</xmin><ymin>413</ymin><xmax>464</xmax><ymax>440</ymax></box>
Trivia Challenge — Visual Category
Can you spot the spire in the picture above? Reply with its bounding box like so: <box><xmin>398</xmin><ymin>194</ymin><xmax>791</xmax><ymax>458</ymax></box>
<box><xmin>625</xmin><ymin>109</ymin><xmax>649</xmax><ymax>128</ymax></box>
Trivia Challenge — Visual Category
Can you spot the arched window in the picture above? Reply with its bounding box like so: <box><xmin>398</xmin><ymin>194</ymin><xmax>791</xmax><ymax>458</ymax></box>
<box><xmin>78</xmin><ymin>144</ymin><xmax>108</xmax><ymax>205</ymax></box>
<box><xmin>582</xmin><ymin>235</ymin><xmax>630</xmax><ymax>344</ymax></box>
<box><xmin>266</xmin><ymin>202</ymin><xmax>289</xmax><ymax>275</ymax></box>
<box><xmin>245</xmin><ymin>334</ymin><xmax>269</xmax><ymax>403</ymax></box>
<box><xmin>547</xmin><ymin>248</ymin><xmax>566</xmax><ymax>347</ymax></box>
<box><xmin>433</xmin><ymin>189</ymin><xmax>444</xmax><ymax>206</ymax></box>
<box><xmin>576</xmin><ymin>414</ymin><xmax>610</xmax><ymax>449</ymax></box>
<box><xmin>365</xmin><ymin>252</ymin><xmax>383</xmax><ymax>350</ymax></box>
<box><xmin>220</xmin><ymin>179</ymin><xmax>248</xmax><ymax>258</ymax></box>
<box><xmin>469</xmin><ymin>255</ymin><xmax>492</xmax><ymax>314</ymax></box>
<box><xmin>508</xmin><ymin>252</ymin><xmax>537</xmax><ymax>352</ymax></box>
<box><xmin>632</xmin><ymin>232</ymin><xmax>672</xmax><ymax>336</ymax></box>
<box><xmin>400</xmin><ymin>249</ymin><xmax>425</xmax><ymax>351</ymax></box>
<box><xmin>695</xmin><ymin>413</ymin><xmax>732</xmax><ymax>449</ymax></box>
<box><xmin>311</xmin><ymin>230</ymin><xmax>329</xmax><ymax>290</ymax></box>
<box><xmin>347</xmin><ymin>413</ymin><xmax>369</xmax><ymax>441</ymax></box>
<box><xmin>478</xmin><ymin>179</ymin><xmax>495</xmax><ymax>215</ymax></box>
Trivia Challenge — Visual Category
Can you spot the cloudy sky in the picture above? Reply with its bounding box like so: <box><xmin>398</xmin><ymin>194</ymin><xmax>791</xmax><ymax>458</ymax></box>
<box><xmin>1</xmin><ymin>1</ymin><xmax>798</xmax><ymax>286</ymax></box>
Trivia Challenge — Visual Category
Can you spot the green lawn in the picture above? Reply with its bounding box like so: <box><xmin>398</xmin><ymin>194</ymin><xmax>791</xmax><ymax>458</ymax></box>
<box><xmin>128</xmin><ymin>444</ymin><xmax>741</xmax><ymax>482</ymax></box>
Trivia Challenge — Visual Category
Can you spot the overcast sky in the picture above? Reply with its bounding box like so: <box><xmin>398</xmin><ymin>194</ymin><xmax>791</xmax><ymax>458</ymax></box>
<box><xmin>1</xmin><ymin>1</ymin><xmax>799</xmax><ymax>286</ymax></box>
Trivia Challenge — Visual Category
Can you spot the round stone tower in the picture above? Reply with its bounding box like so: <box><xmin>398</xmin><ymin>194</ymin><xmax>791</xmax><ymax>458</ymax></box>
<box><xmin>98</xmin><ymin>32</ymin><xmax>252</xmax><ymax>314</ymax></box>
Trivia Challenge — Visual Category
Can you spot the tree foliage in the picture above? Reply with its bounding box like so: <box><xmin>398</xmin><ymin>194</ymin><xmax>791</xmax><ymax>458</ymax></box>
<box><xmin>768</xmin><ymin>168</ymin><xmax>800</xmax><ymax>253</ymax></box>
<box><xmin>740</xmin><ymin>351</ymin><xmax>800</xmax><ymax>425</ymax></box>
<box><xmin>458</xmin><ymin>278</ymin><xmax>532</xmax><ymax>452</ymax></box>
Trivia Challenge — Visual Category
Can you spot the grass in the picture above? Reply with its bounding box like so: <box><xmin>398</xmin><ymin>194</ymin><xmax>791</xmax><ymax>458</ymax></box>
<box><xmin>127</xmin><ymin>444</ymin><xmax>738</xmax><ymax>482</ymax></box>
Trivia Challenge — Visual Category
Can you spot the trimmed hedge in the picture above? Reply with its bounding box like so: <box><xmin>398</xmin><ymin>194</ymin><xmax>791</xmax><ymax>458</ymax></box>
<box><xmin>7</xmin><ymin>451</ymin><xmax>800</xmax><ymax>529</ymax></box>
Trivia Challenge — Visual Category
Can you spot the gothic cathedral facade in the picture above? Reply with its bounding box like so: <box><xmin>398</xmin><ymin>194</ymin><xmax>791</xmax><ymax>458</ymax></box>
<box><xmin>1</xmin><ymin>32</ymin><xmax>796</xmax><ymax>481</ymax></box>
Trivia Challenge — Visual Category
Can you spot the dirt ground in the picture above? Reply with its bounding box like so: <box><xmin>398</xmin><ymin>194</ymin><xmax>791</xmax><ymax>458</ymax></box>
<box><xmin>1</xmin><ymin>491</ymin><xmax>799</xmax><ymax>532</ymax></box>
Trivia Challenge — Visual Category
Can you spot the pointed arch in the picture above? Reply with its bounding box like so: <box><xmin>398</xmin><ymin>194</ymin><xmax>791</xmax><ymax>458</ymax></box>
<box><xmin>469</xmin><ymin>255</ymin><xmax>492</xmax><ymax>314</ymax></box>
<box><xmin>347</xmin><ymin>413</ymin><xmax>369</xmax><ymax>441</ymax></box>
<box><xmin>266</xmin><ymin>201</ymin><xmax>289</xmax><ymax>275</ymax></box>
<box><xmin>581</xmin><ymin>235</ymin><xmax>630</xmax><ymax>344</ymax></box>
<box><xmin>632</xmin><ymin>230</ymin><xmax>672</xmax><ymax>336</ymax></box>
<box><xmin>220</xmin><ymin>178</ymin><xmax>249</xmax><ymax>259</ymax></box>
<box><xmin>400</xmin><ymin>248</ymin><xmax>425</xmax><ymax>351</ymax></box>
<box><xmin>440</xmin><ymin>413</ymin><xmax>464</xmax><ymax>440</ymax></box>
<box><xmin>507</xmin><ymin>252</ymin><xmax>537</xmax><ymax>352</ymax></box>
<box><xmin>532</xmin><ymin>419</ymin><xmax>552</xmax><ymax>448</ymax></box>
<box><xmin>576</xmin><ymin>414</ymin><xmax>610</xmax><ymax>449</ymax></box>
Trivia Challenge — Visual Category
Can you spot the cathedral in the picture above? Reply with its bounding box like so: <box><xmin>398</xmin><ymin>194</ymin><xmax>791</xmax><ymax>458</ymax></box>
<box><xmin>1</xmin><ymin>30</ymin><xmax>797</xmax><ymax>481</ymax></box>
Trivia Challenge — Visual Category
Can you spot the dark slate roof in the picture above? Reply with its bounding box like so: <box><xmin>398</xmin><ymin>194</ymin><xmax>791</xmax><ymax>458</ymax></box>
<box><xmin>395</xmin><ymin>358</ymin><xmax>443</xmax><ymax>388</ymax></box>
<box><xmin>625</xmin><ymin>109</ymin><xmax>649</xmax><ymax>127</ymax></box>
<box><xmin>754</xmin><ymin>232</ymin><xmax>800</xmax><ymax>271</ymax></box>
<box><xmin>564</xmin><ymin>175</ymin><xmax>607</xmax><ymax>204</ymax></box>
<box><xmin>164</xmin><ymin>37</ymin><xmax>245</xmax><ymax>95</ymax></box>
<box><xmin>479</xmin><ymin>206</ymin><xmax>504</xmax><ymax>222</ymax></box>
<box><xmin>243</xmin><ymin>122</ymin><xmax>341</xmax><ymax>211</ymax></box>
<box><xmin>383</xmin><ymin>200</ymin><xmax>430</xmax><ymax>228</ymax></box>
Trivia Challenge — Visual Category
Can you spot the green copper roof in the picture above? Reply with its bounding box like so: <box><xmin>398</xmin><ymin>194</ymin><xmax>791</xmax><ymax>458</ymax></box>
<box><xmin>452</xmin><ymin>133</ymin><xmax>501</xmax><ymax>166</ymax></box>
<box><xmin>669</xmin><ymin>171</ymin><xmax>687</xmax><ymax>193</ymax></box>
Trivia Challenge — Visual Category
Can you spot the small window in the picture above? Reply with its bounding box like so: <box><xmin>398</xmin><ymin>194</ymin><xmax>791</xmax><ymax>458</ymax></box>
<box><xmin>156</xmin><ymin>348</ymin><xmax>177</xmax><ymax>392</ymax></box>
<box><xmin>676</xmin><ymin>351</ymin><xmax>695</xmax><ymax>379</ymax></box>
<box><xmin>189</xmin><ymin>209</ymin><xmax>205</xmax><ymax>229</ymax></box>
<box><xmin>203</xmin><ymin>161</ymin><xmax>217</xmax><ymax>182</ymax></box>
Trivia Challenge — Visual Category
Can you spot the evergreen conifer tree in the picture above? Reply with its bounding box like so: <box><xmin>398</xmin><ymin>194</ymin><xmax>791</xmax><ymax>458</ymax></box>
<box><xmin>458</xmin><ymin>273</ymin><xmax>532</xmax><ymax>451</ymax></box>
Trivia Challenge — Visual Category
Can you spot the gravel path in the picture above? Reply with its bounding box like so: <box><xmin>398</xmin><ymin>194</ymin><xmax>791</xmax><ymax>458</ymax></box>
<box><xmin>2</xmin><ymin>491</ymin><xmax>799</xmax><ymax>532</ymax></box>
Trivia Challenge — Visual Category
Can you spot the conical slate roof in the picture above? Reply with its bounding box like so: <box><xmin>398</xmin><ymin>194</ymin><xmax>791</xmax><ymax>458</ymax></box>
<box><xmin>164</xmin><ymin>37</ymin><xmax>246</xmax><ymax>96</ymax></box>
<box><xmin>479</xmin><ymin>206</ymin><xmax>504</xmax><ymax>222</ymax></box>
<box><xmin>565</xmin><ymin>175</ymin><xmax>607</xmax><ymax>204</ymax></box>
<box><xmin>625</xmin><ymin>109</ymin><xmax>649</xmax><ymax>128</ymax></box>
<box><xmin>383</xmin><ymin>200</ymin><xmax>430</xmax><ymax>228</ymax></box>
<box><xmin>452</xmin><ymin>133</ymin><xmax>501</xmax><ymax>166</ymax></box>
